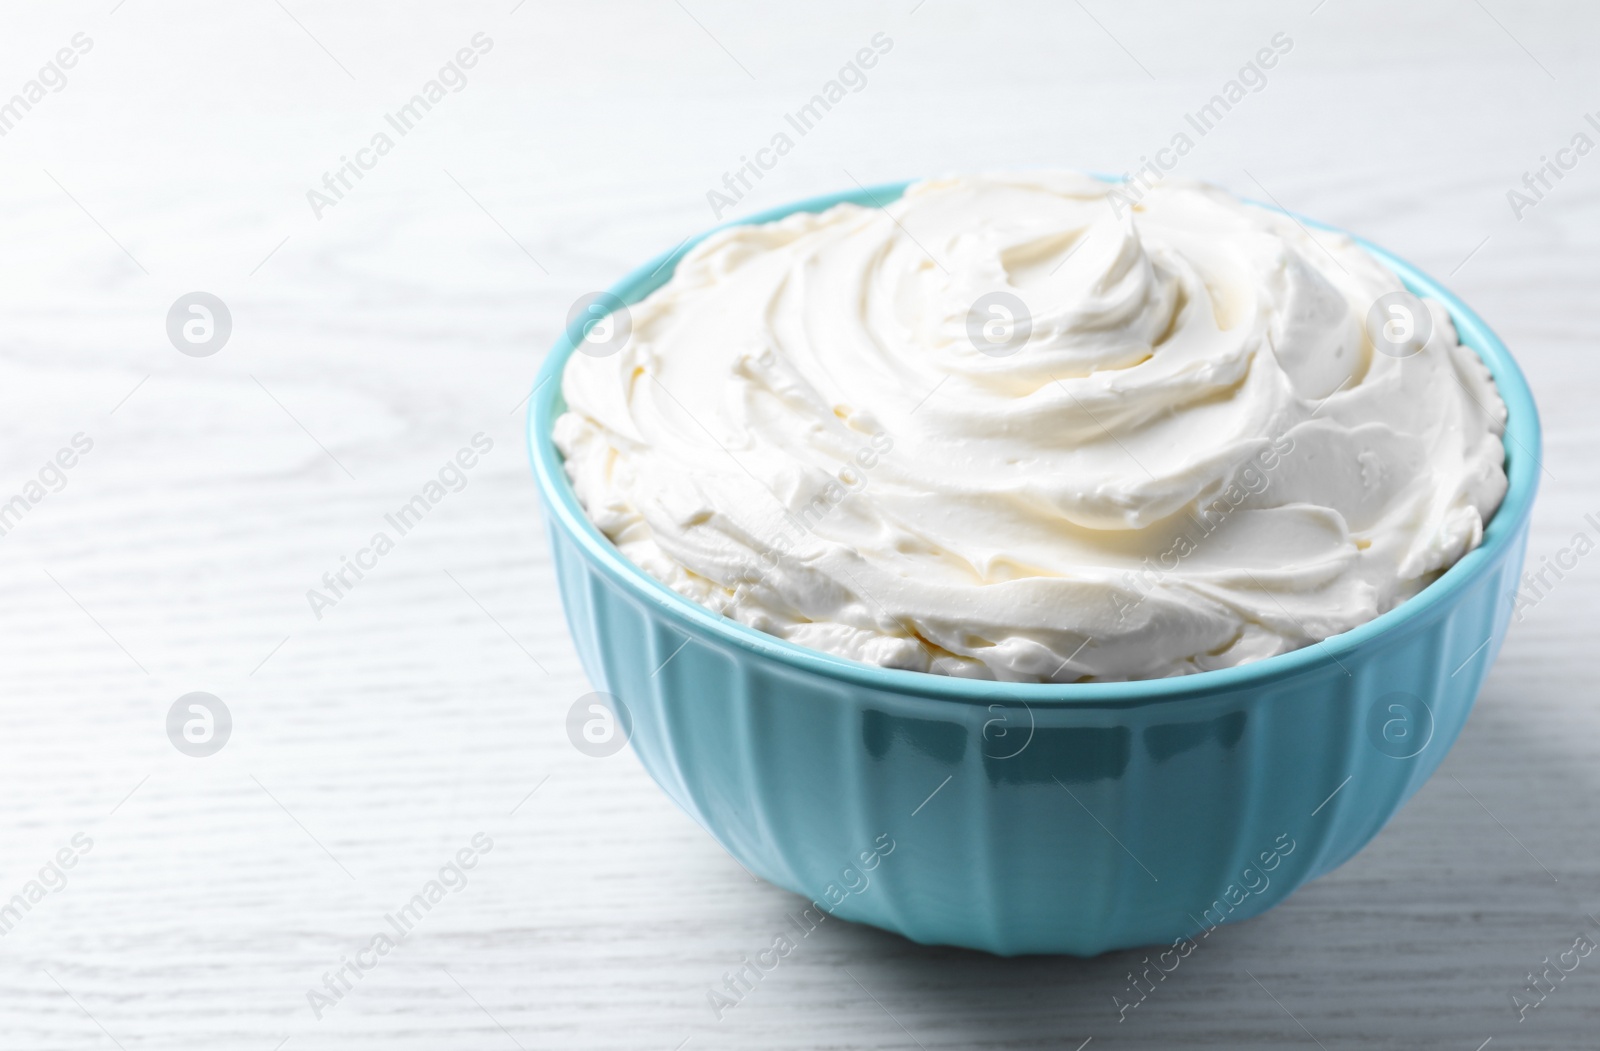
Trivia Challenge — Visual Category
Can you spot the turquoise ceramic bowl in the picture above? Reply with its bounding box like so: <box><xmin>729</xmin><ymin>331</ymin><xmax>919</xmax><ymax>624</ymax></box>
<box><xmin>528</xmin><ymin>182</ymin><xmax>1540</xmax><ymax>956</ymax></box>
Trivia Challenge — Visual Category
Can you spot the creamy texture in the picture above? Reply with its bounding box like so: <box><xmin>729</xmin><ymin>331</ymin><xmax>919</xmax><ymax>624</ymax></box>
<box><xmin>554</xmin><ymin>173</ymin><xmax>1508</xmax><ymax>681</ymax></box>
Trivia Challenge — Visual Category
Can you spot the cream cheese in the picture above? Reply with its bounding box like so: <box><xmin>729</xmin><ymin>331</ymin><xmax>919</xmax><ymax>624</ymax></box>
<box><xmin>554</xmin><ymin>173</ymin><xmax>1508</xmax><ymax>681</ymax></box>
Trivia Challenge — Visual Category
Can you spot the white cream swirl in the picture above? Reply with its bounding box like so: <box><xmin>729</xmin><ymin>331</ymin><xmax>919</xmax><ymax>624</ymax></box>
<box><xmin>554</xmin><ymin>173</ymin><xmax>1508</xmax><ymax>681</ymax></box>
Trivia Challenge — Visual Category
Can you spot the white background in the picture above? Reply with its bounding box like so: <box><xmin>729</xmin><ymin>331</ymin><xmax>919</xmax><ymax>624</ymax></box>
<box><xmin>0</xmin><ymin>1</ymin><xmax>1597</xmax><ymax>1048</ymax></box>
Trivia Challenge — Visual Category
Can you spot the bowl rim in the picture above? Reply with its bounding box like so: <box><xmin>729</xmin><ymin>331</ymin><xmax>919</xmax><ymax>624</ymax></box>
<box><xmin>527</xmin><ymin>178</ymin><xmax>1542</xmax><ymax>707</ymax></box>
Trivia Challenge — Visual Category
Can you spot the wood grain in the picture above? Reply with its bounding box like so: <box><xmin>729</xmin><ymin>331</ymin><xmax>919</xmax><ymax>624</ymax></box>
<box><xmin>0</xmin><ymin>1</ymin><xmax>1597</xmax><ymax>1047</ymax></box>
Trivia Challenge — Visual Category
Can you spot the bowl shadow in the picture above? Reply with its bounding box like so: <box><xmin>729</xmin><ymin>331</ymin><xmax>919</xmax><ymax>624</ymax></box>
<box><xmin>764</xmin><ymin>663</ymin><xmax>1599</xmax><ymax>1050</ymax></box>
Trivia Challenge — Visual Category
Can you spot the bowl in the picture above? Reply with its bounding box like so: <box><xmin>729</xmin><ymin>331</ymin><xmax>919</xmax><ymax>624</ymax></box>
<box><xmin>527</xmin><ymin>181</ymin><xmax>1540</xmax><ymax>956</ymax></box>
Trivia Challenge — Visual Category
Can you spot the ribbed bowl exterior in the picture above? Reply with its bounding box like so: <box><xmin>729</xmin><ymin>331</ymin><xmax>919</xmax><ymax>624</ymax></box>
<box><xmin>547</xmin><ymin>511</ymin><xmax>1528</xmax><ymax>955</ymax></box>
<box><xmin>530</xmin><ymin>182</ymin><xmax>1541</xmax><ymax>956</ymax></box>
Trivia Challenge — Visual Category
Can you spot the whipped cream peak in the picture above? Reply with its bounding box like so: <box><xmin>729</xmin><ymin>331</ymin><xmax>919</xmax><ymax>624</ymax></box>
<box><xmin>554</xmin><ymin>172</ymin><xmax>1508</xmax><ymax>681</ymax></box>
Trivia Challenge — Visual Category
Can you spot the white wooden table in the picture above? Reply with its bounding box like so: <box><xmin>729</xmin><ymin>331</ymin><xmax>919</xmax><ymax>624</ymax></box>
<box><xmin>1</xmin><ymin>1</ymin><xmax>1596</xmax><ymax>1047</ymax></box>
